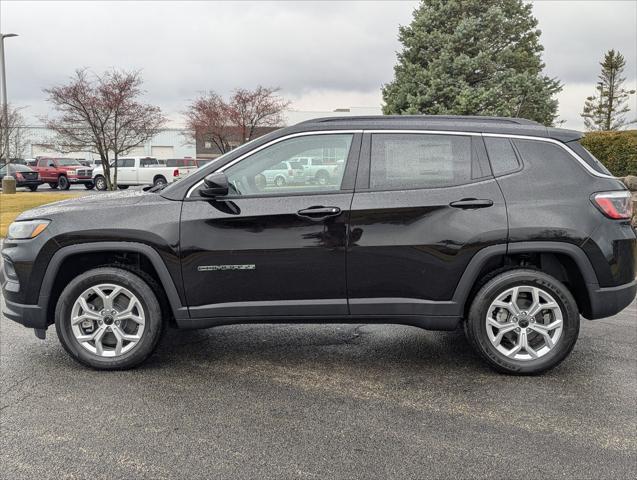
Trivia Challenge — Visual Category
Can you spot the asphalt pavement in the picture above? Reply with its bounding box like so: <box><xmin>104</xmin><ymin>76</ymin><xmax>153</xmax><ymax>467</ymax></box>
<box><xmin>1</xmin><ymin>291</ymin><xmax>635</xmax><ymax>479</ymax></box>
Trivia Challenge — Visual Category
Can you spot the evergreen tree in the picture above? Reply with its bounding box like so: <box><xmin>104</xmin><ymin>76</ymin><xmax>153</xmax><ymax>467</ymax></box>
<box><xmin>382</xmin><ymin>0</ymin><xmax>562</xmax><ymax>126</ymax></box>
<box><xmin>581</xmin><ymin>50</ymin><xmax>636</xmax><ymax>131</ymax></box>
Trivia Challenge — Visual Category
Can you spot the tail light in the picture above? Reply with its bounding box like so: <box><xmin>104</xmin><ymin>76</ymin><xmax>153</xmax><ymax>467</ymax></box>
<box><xmin>173</xmin><ymin>169</ymin><xmax>179</xmax><ymax>177</ymax></box>
<box><xmin>591</xmin><ymin>191</ymin><xmax>633</xmax><ymax>219</ymax></box>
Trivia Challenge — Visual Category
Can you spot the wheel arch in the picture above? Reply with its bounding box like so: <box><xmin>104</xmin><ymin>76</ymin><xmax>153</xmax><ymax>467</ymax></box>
<box><xmin>39</xmin><ymin>242</ymin><xmax>188</xmax><ymax>326</ymax></box>
<box><xmin>453</xmin><ymin>242</ymin><xmax>598</xmax><ymax>319</ymax></box>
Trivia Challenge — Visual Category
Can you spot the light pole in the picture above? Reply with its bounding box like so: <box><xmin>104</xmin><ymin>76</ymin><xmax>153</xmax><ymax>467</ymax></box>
<box><xmin>1</xmin><ymin>33</ymin><xmax>18</xmax><ymax>194</ymax></box>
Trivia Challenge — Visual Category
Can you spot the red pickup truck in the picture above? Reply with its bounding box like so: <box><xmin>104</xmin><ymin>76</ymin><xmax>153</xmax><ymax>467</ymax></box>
<box><xmin>32</xmin><ymin>157</ymin><xmax>95</xmax><ymax>190</ymax></box>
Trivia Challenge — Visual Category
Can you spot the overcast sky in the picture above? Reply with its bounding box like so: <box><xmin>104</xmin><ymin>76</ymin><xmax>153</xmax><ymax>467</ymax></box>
<box><xmin>1</xmin><ymin>0</ymin><xmax>635</xmax><ymax>129</ymax></box>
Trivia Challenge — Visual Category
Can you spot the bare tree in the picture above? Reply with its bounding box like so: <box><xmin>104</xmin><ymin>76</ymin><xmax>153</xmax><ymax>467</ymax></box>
<box><xmin>228</xmin><ymin>86</ymin><xmax>290</xmax><ymax>142</ymax></box>
<box><xmin>183</xmin><ymin>92</ymin><xmax>234</xmax><ymax>154</ymax></box>
<box><xmin>0</xmin><ymin>104</ymin><xmax>29</xmax><ymax>161</ymax></box>
<box><xmin>44</xmin><ymin>69</ymin><xmax>166</xmax><ymax>189</ymax></box>
<box><xmin>184</xmin><ymin>86</ymin><xmax>289</xmax><ymax>155</ymax></box>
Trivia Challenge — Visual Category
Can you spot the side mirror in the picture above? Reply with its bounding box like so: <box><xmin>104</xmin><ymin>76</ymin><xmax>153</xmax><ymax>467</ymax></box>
<box><xmin>200</xmin><ymin>172</ymin><xmax>229</xmax><ymax>198</ymax></box>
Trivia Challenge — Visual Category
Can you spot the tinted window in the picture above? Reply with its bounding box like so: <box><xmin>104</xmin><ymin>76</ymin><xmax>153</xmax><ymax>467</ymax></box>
<box><xmin>38</xmin><ymin>159</ymin><xmax>49</xmax><ymax>167</ymax></box>
<box><xmin>140</xmin><ymin>158</ymin><xmax>158</xmax><ymax>167</ymax></box>
<box><xmin>224</xmin><ymin>134</ymin><xmax>353</xmax><ymax>196</ymax></box>
<box><xmin>370</xmin><ymin>134</ymin><xmax>472</xmax><ymax>189</ymax></box>
<box><xmin>484</xmin><ymin>137</ymin><xmax>520</xmax><ymax>175</ymax></box>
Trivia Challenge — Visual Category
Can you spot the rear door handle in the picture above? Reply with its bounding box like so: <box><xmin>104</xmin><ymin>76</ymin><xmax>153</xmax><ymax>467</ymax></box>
<box><xmin>297</xmin><ymin>206</ymin><xmax>342</xmax><ymax>221</ymax></box>
<box><xmin>449</xmin><ymin>198</ymin><xmax>494</xmax><ymax>209</ymax></box>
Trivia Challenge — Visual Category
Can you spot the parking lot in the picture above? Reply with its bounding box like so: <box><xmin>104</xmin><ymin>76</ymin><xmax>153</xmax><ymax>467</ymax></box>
<box><xmin>1</xmin><ymin>292</ymin><xmax>635</xmax><ymax>479</ymax></box>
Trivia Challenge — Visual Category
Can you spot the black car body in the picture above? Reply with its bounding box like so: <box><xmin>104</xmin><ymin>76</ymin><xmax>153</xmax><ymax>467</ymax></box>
<box><xmin>2</xmin><ymin>116</ymin><xmax>635</xmax><ymax>373</ymax></box>
<box><xmin>0</xmin><ymin>163</ymin><xmax>44</xmax><ymax>190</ymax></box>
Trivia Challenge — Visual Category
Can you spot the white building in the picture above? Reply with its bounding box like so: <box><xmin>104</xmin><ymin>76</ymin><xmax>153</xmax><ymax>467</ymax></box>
<box><xmin>19</xmin><ymin>106</ymin><xmax>382</xmax><ymax>160</ymax></box>
<box><xmin>21</xmin><ymin>126</ymin><xmax>196</xmax><ymax>160</ymax></box>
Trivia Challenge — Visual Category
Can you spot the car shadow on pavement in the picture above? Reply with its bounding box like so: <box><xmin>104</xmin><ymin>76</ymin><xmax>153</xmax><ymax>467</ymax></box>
<box><xmin>141</xmin><ymin>323</ymin><xmax>486</xmax><ymax>374</ymax></box>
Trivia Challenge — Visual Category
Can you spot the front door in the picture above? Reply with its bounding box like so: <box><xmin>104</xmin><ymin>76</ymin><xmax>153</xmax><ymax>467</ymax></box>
<box><xmin>347</xmin><ymin>132</ymin><xmax>508</xmax><ymax>317</ymax></box>
<box><xmin>180</xmin><ymin>132</ymin><xmax>361</xmax><ymax>319</ymax></box>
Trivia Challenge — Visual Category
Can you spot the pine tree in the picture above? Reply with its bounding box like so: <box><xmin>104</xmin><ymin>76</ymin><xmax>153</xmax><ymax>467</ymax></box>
<box><xmin>382</xmin><ymin>0</ymin><xmax>562</xmax><ymax>126</ymax></box>
<box><xmin>581</xmin><ymin>50</ymin><xmax>636</xmax><ymax>131</ymax></box>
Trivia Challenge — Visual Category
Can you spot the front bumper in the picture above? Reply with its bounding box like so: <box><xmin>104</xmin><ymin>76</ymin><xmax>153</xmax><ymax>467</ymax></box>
<box><xmin>0</xmin><ymin>265</ymin><xmax>47</xmax><ymax>329</ymax></box>
<box><xmin>68</xmin><ymin>176</ymin><xmax>93</xmax><ymax>184</ymax></box>
<box><xmin>587</xmin><ymin>278</ymin><xmax>637</xmax><ymax>320</ymax></box>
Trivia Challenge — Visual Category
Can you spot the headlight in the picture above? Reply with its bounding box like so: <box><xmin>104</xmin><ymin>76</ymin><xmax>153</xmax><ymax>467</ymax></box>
<box><xmin>67</xmin><ymin>170</ymin><xmax>77</xmax><ymax>175</ymax></box>
<box><xmin>7</xmin><ymin>220</ymin><xmax>50</xmax><ymax>239</ymax></box>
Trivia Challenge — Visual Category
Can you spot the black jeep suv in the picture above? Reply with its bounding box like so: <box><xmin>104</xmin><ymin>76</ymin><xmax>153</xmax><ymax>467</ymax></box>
<box><xmin>2</xmin><ymin>116</ymin><xmax>635</xmax><ymax>374</ymax></box>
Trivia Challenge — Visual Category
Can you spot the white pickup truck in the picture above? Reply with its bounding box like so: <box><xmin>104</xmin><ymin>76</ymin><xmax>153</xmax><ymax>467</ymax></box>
<box><xmin>92</xmin><ymin>157</ymin><xmax>183</xmax><ymax>190</ymax></box>
<box><xmin>289</xmin><ymin>156</ymin><xmax>344</xmax><ymax>186</ymax></box>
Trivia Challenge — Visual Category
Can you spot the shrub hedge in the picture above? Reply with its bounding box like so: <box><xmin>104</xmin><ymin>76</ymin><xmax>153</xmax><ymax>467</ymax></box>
<box><xmin>581</xmin><ymin>130</ymin><xmax>637</xmax><ymax>178</ymax></box>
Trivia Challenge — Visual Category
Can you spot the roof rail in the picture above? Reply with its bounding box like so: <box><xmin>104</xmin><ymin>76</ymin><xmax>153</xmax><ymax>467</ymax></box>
<box><xmin>300</xmin><ymin>115</ymin><xmax>542</xmax><ymax>126</ymax></box>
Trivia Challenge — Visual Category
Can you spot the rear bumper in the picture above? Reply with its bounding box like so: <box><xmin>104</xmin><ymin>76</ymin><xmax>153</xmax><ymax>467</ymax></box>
<box><xmin>16</xmin><ymin>180</ymin><xmax>43</xmax><ymax>187</ymax></box>
<box><xmin>587</xmin><ymin>278</ymin><xmax>637</xmax><ymax>320</ymax></box>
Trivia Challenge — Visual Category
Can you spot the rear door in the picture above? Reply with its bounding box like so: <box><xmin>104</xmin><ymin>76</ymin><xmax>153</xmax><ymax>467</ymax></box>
<box><xmin>116</xmin><ymin>159</ymin><xmax>136</xmax><ymax>184</ymax></box>
<box><xmin>347</xmin><ymin>132</ymin><xmax>507</xmax><ymax>316</ymax></box>
<box><xmin>180</xmin><ymin>132</ymin><xmax>362</xmax><ymax>319</ymax></box>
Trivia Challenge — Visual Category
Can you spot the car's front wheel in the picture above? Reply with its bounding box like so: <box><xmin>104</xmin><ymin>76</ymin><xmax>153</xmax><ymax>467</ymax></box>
<box><xmin>464</xmin><ymin>269</ymin><xmax>580</xmax><ymax>375</ymax></box>
<box><xmin>55</xmin><ymin>267</ymin><xmax>164</xmax><ymax>370</ymax></box>
<box><xmin>27</xmin><ymin>185</ymin><xmax>39</xmax><ymax>192</ymax></box>
<box><xmin>94</xmin><ymin>175</ymin><xmax>107</xmax><ymax>191</ymax></box>
<box><xmin>58</xmin><ymin>176</ymin><xmax>70</xmax><ymax>190</ymax></box>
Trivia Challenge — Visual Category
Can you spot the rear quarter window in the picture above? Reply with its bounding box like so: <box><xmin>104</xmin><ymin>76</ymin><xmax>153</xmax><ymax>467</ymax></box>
<box><xmin>566</xmin><ymin>142</ymin><xmax>612</xmax><ymax>176</ymax></box>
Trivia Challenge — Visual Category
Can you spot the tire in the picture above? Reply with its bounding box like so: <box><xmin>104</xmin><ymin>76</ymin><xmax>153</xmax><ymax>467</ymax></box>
<box><xmin>464</xmin><ymin>269</ymin><xmax>580</xmax><ymax>375</ymax></box>
<box><xmin>315</xmin><ymin>170</ymin><xmax>330</xmax><ymax>185</ymax></box>
<box><xmin>274</xmin><ymin>176</ymin><xmax>286</xmax><ymax>187</ymax></box>
<box><xmin>94</xmin><ymin>175</ymin><xmax>107</xmax><ymax>191</ymax></box>
<box><xmin>153</xmin><ymin>176</ymin><xmax>167</xmax><ymax>187</ymax></box>
<box><xmin>48</xmin><ymin>182</ymin><xmax>58</xmax><ymax>189</ymax></box>
<box><xmin>118</xmin><ymin>185</ymin><xmax>129</xmax><ymax>190</ymax></box>
<box><xmin>27</xmin><ymin>185</ymin><xmax>39</xmax><ymax>192</ymax></box>
<box><xmin>55</xmin><ymin>267</ymin><xmax>164</xmax><ymax>370</ymax></box>
<box><xmin>84</xmin><ymin>182</ymin><xmax>95</xmax><ymax>190</ymax></box>
<box><xmin>58</xmin><ymin>176</ymin><xmax>70</xmax><ymax>190</ymax></box>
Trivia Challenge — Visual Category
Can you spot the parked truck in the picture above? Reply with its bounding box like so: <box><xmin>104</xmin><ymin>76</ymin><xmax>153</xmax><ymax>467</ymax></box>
<box><xmin>31</xmin><ymin>157</ymin><xmax>94</xmax><ymax>190</ymax></box>
<box><xmin>92</xmin><ymin>157</ymin><xmax>183</xmax><ymax>190</ymax></box>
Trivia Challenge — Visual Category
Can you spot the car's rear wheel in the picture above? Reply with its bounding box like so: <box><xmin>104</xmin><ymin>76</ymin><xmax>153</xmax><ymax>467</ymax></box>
<box><xmin>27</xmin><ymin>185</ymin><xmax>39</xmax><ymax>192</ymax></box>
<box><xmin>48</xmin><ymin>182</ymin><xmax>58</xmax><ymax>189</ymax></box>
<box><xmin>464</xmin><ymin>269</ymin><xmax>580</xmax><ymax>375</ymax></box>
<box><xmin>55</xmin><ymin>267</ymin><xmax>164</xmax><ymax>370</ymax></box>
<box><xmin>94</xmin><ymin>175</ymin><xmax>107</xmax><ymax>191</ymax></box>
<box><xmin>84</xmin><ymin>182</ymin><xmax>95</xmax><ymax>190</ymax></box>
<box><xmin>58</xmin><ymin>176</ymin><xmax>70</xmax><ymax>190</ymax></box>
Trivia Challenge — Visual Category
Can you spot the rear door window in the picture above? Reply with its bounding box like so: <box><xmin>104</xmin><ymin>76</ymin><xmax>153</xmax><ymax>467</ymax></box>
<box><xmin>369</xmin><ymin>133</ymin><xmax>474</xmax><ymax>190</ymax></box>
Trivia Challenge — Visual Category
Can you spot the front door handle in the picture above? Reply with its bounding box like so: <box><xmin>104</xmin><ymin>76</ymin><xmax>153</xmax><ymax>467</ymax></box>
<box><xmin>297</xmin><ymin>206</ymin><xmax>341</xmax><ymax>221</ymax></box>
<box><xmin>449</xmin><ymin>198</ymin><xmax>494</xmax><ymax>209</ymax></box>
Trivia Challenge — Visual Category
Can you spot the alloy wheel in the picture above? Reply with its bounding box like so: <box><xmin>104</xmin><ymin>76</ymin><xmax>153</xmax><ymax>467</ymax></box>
<box><xmin>485</xmin><ymin>285</ymin><xmax>563</xmax><ymax>361</ymax></box>
<box><xmin>70</xmin><ymin>283</ymin><xmax>146</xmax><ymax>357</ymax></box>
